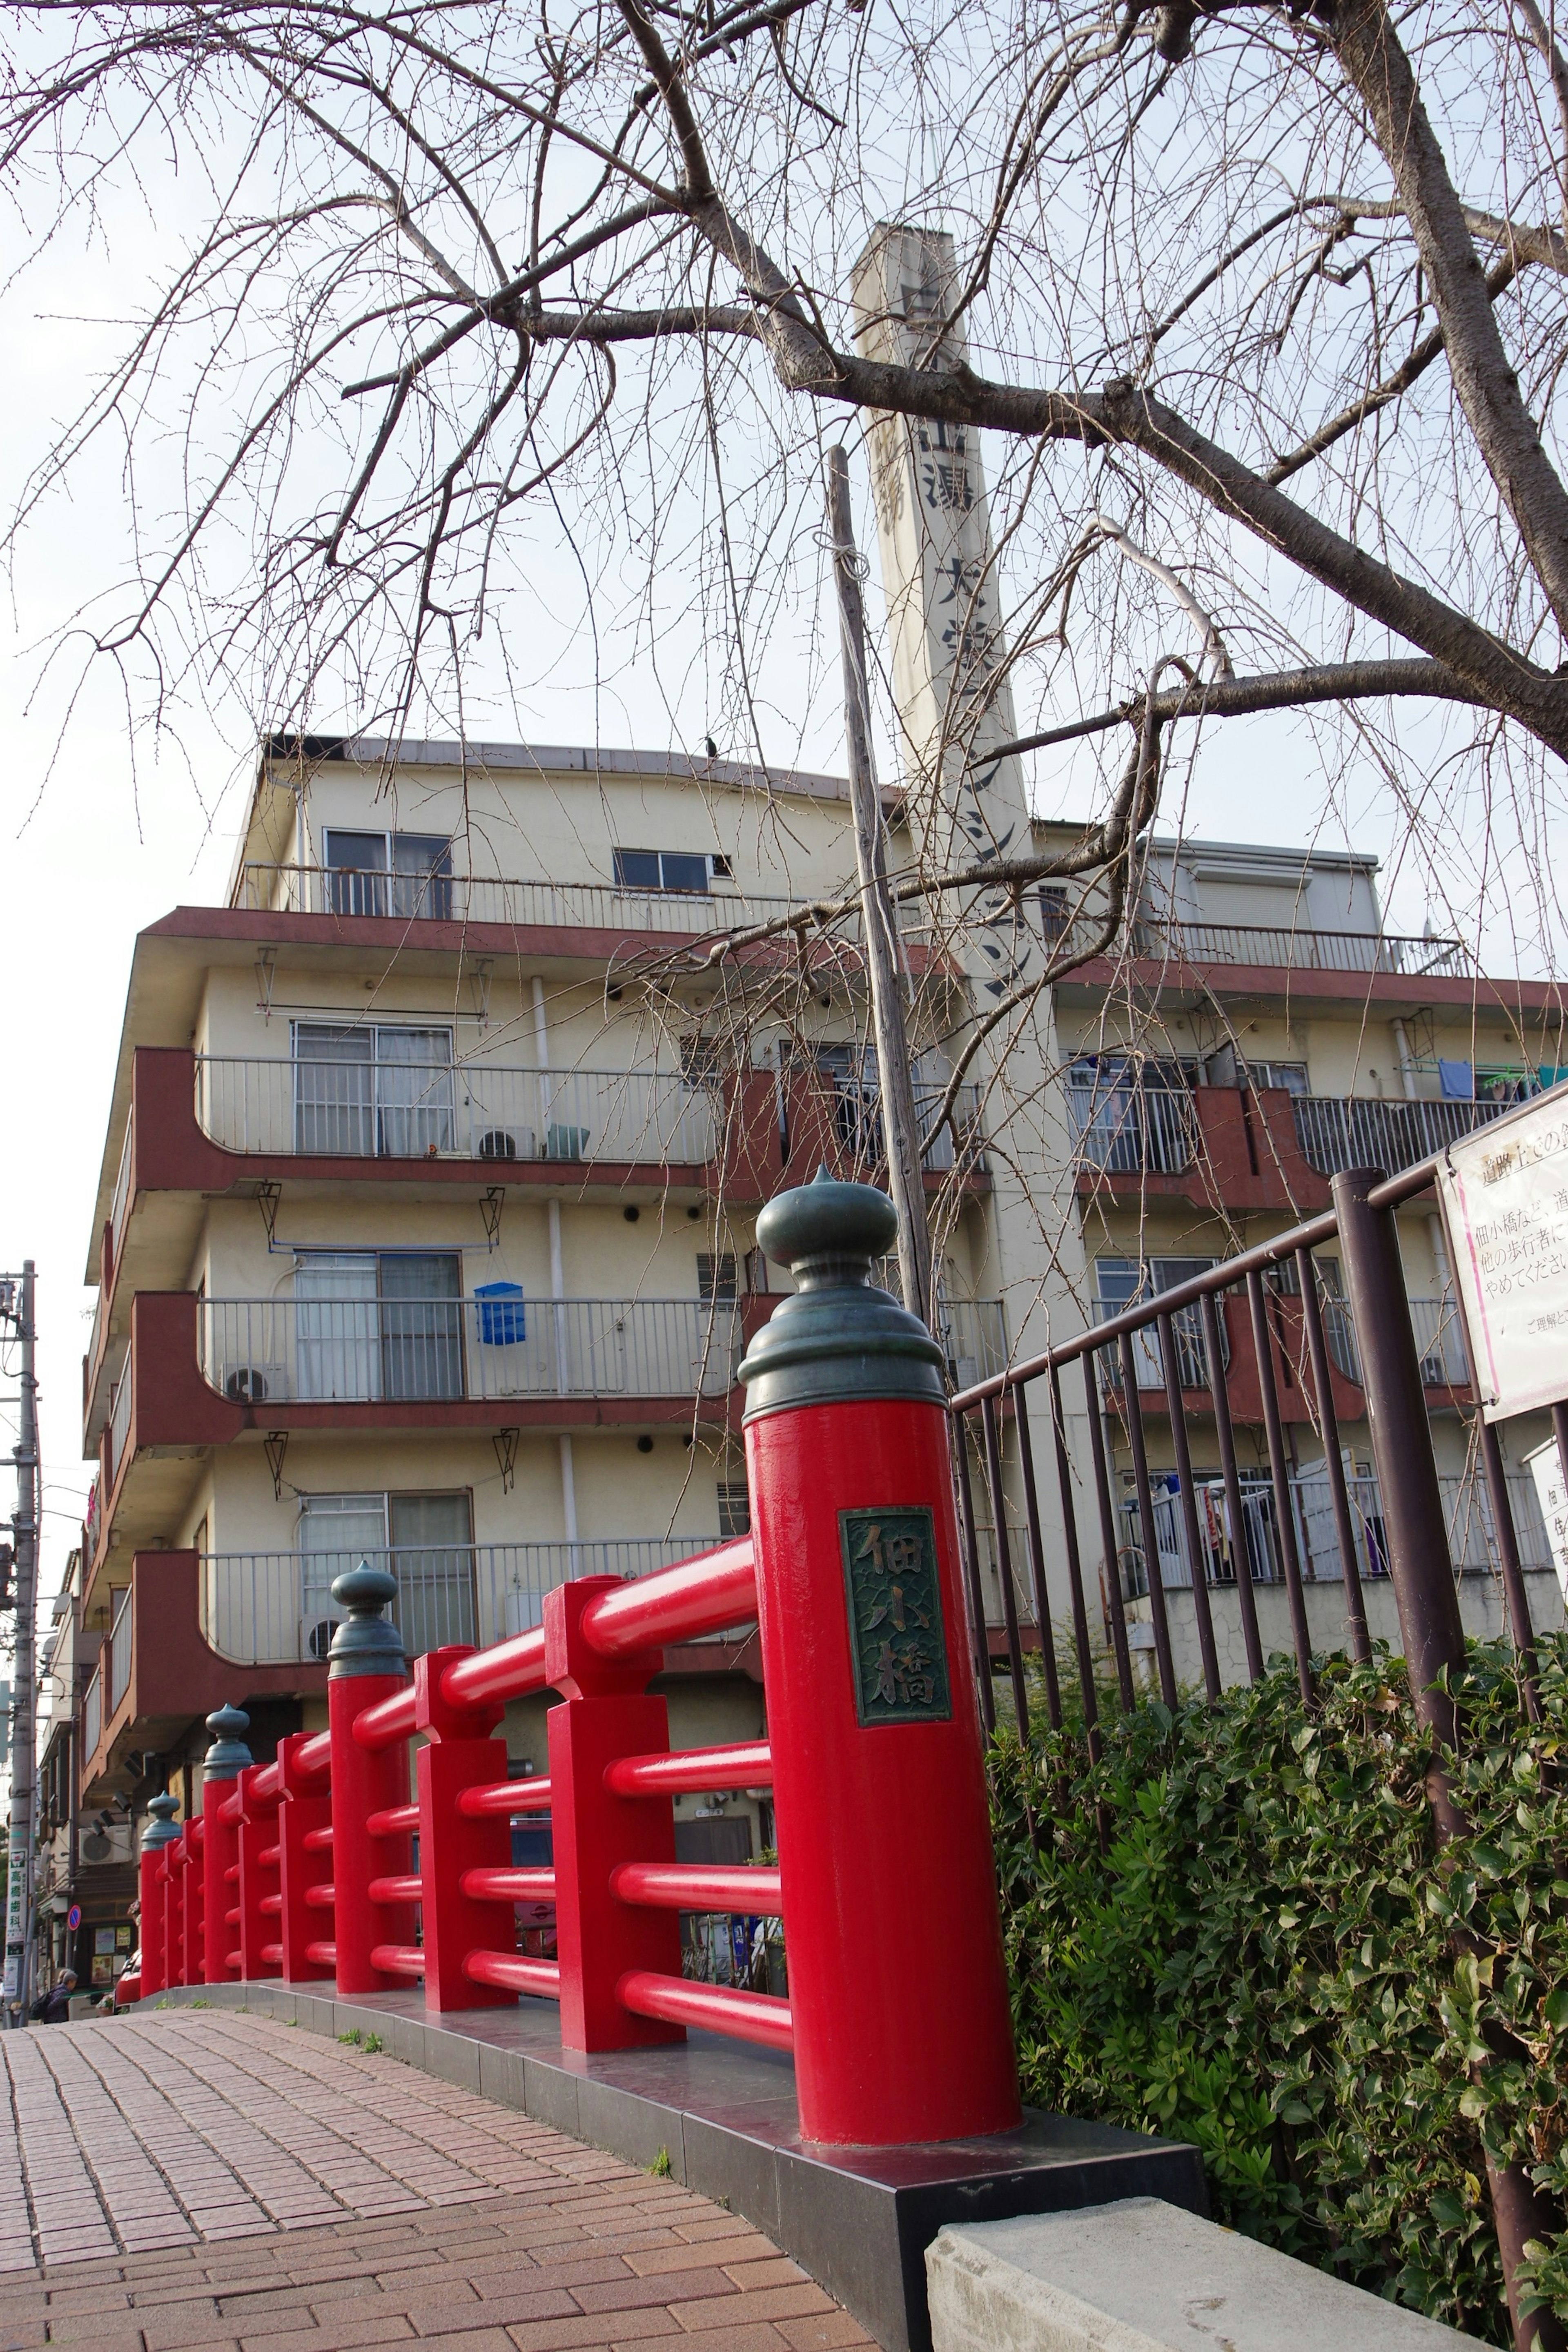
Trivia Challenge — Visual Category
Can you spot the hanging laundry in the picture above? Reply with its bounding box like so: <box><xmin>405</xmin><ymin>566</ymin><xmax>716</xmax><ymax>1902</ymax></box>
<box><xmin>1439</xmin><ymin>1059</ymin><xmax>1474</xmax><ymax>1100</ymax></box>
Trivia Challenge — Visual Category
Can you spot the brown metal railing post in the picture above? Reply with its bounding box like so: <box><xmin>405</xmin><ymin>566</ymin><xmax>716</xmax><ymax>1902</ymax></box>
<box><xmin>1331</xmin><ymin>1172</ymin><xmax>1464</xmax><ymax>1760</ymax></box>
<box><xmin>1046</xmin><ymin>1365</ymin><xmax>1101</xmax><ymax>1755</ymax></box>
<box><xmin>1085</xmin><ymin>1356</ymin><xmax>1136</xmax><ymax>1711</ymax></box>
<box><xmin>1118</xmin><ymin>1330</ymin><xmax>1178</xmax><ymax>1707</ymax></box>
<box><xmin>1334</xmin><ymin>1169</ymin><xmax>1563</xmax><ymax>2352</ymax></box>
<box><xmin>952</xmin><ymin>1417</ymin><xmax>996</xmax><ymax>1737</ymax></box>
<box><xmin>981</xmin><ymin>1394</ymin><xmax>1030</xmax><ymax>1742</ymax></box>
<box><xmin>1012</xmin><ymin>1397</ymin><xmax>1064</xmax><ymax>1732</ymax></box>
<box><xmin>1245</xmin><ymin>1269</ymin><xmax>1315</xmax><ymax>1704</ymax></box>
<box><xmin>1295</xmin><ymin>1244</ymin><xmax>1372</xmax><ymax>1665</ymax></box>
<box><xmin>1157</xmin><ymin>1311</ymin><xmax>1221</xmax><ymax>1700</ymax></box>
<box><xmin>1200</xmin><ymin>1291</ymin><xmax>1263</xmax><ymax>1683</ymax></box>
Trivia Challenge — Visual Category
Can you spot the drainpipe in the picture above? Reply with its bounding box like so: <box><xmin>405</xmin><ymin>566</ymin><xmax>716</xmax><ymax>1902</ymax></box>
<box><xmin>531</xmin><ymin>977</ymin><xmax>578</xmax><ymax>1555</ymax></box>
<box><xmin>1392</xmin><ymin>1017</ymin><xmax>1421</xmax><ymax>1102</ymax></box>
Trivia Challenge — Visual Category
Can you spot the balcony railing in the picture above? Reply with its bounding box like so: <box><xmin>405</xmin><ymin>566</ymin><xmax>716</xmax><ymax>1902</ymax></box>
<box><xmin>1292</xmin><ymin>1094</ymin><xmax>1507</xmax><ymax>1176</ymax></box>
<box><xmin>200</xmin><ymin>1537</ymin><xmax>727</xmax><ymax>1666</ymax></box>
<box><xmin>236</xmin><ymin>860</ymin><xmax>802</xmax><ymax>933</ymax></box>
<box><xmin>194</xmin><ymin>1056</ymin><xmax>719</xmax><ymax>1165</ymax></box>
<box><xmin>1051</xmin><ymin>911</ymin><xmax>1468</xmax><ymax>978</ymax></box>
<box><xmin>82</xmin><ymin>1667</ymin><xmax>101</xmax><ymax>1763</ymax></box>
<box><xmin>1067</xmin><ymin>1082</ymin><xmax>1196</xmax><ymax>1176</ymax></box>
<box><xmin>932</xmin><ymin>1299</ymin><xmax>1009</xmax><ymax>1390</ymax></box>
<box><xmin>109</xmin><ymin>1109</ymin><xmax>136</xmax><ymax>1266</ymax></box>
<box><xmin>1119</xmin><ymin>1465</ymin><xmax>1548</xmax><ymax>1593</ymax></box>
<box><xmin>198</xmin><ymin>1294</ymin><xmax>746</xmax><ymax>1404</ymax></box>
<box><xmin>108</xmin><ymin>1584</ymin><xmax>133</xmax><ymax>1711</ymax></box>
<box><xmin>108</xmin><ymin>1363</ymin><xmax>133</xmax><ymax>1488</ymax></box>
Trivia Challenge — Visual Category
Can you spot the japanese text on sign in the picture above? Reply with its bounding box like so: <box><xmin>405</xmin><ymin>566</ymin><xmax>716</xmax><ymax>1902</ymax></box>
<box><xmin>839</xmin><ymin>1506</ymin><xmax>953</xmax><ymax>1727</ymax></box>
<box><xmin>1438</xmin><ymin>1094</ymin><xmax>1568</xmax><ymax>1419</ymax></box>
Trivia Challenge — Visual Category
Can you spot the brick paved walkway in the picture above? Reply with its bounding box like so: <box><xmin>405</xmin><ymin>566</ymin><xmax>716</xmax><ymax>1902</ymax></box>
<box><xmin>0</xmin><ymin>2013</ymin><xmax>875</xmax><ymax>2352</ymax></box>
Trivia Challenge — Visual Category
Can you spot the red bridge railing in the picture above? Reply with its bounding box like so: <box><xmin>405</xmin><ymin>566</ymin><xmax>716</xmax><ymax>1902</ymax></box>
<box><xmin>120</xmin><ymin>1176</ymin><xmax>1020</xmax><ymax>2150</ymax></box>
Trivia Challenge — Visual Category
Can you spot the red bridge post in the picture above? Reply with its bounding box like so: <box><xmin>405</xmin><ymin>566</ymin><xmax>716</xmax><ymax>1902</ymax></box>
<box><xmin>200</xmin><ymin>1707</ymin><xmax>251</xmax><ymax>1986</ymax></box>
<box><xmin>546</xmin><ymin>1577</ymin><xmax>683</xmax><ymax>2051</ymax></box>
<box><xmin>135</xmin><ymin>1792</ymin><xmax>180</xmax><ymax>1998</ymax></box>
<box><xmin>327</xmin><ymin>1564</ymin><xmax>418</xmax><ymax>1994</ymax></box>
<box><xmin>738</xmin><ymin>1174</ymin><xmax>1022</xmax><ymax>2145</ymax></box>
<box><xmin>412</xmin><ymin>1645</ymin><xmax>513</xmax><ymax>2012</ymax></box>
<box><xmin>278</xmin><ymin>1733</ymin><xmax>334</xmax><ymax>1983</ymax></box>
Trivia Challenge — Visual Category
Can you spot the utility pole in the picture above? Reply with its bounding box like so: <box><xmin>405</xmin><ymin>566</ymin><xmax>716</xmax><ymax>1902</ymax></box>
<box><xmin>826</xmin><ymin>446</ymin><xmax>934</xmax><ymax>1327</ymax></box>
<box><xmin>2</xmin><ymin>1264</ymin><xmax>37</xmax><ymax>2027</ymax></box>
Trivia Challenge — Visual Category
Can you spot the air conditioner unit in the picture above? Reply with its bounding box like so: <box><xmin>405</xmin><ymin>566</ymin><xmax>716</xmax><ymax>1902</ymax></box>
<box><xmin>77</xmin><ymin>1821</ymin><xmax>135</xmax><ymax>1867</ymax></box>
<box><xmin>223</xmin><ymin>1365</ymin><xmax>284</xmax><ymax>1405</ymax></box>
<box><xmin>305</xmin><ymin>1618</ymin><xmax>338</xmax><ymax>1662</ymax></box>
<box><xmin>478</xmin><ymin>1128</ymin><xmax>521</xmax><ymax>1162</ymax></box>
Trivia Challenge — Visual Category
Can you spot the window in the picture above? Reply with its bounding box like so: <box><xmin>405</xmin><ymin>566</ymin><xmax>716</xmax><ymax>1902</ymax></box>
<box><xmin>1039</xmin><ymin>885</ymin><xmax>1069</xmax><ymax>945</ymax></box>
<box><xmin>293</xmin><ymin>1023</ymin><xmax>455</xmax><ymax>1158</ymax></box>
<box><xmin>717</xmin><ymin>1480</ymin><xmax>751</xmax><ymax>1538</ymax></box>
<box><xmin>1068</xmin><ymin>1057</ymin><xmax>1198</xmax><ymax>1175</ymax></box>
<box><xmin>294</xmin><ymin>1251</ymin><xmax>463</xmax><ymax>1401</ymax></box>
<box><xmin>322</xmin><ymin>830</ymin><xmax>453</xmax><ymax>919</ymax></box>
<box><xmin>1095</xmin><ymin>1257</ymin><xmax>1216</xmax><ymax>1391</ymax></box>
<box><xmin>613</xmin><ymin>847</ymin><xmax>724</xmax><ymax>896</ymax></box>
<box><xmin>1245</xmin><ymin>1059</ymin><xmax>1309</xmax><ymax>1096</ymax></box>
<box><xmin>298</xmin><ymin>1489</ymin><xmax>474</xmax><ymax>1658</ymax></box>
<box><xmin>698</xmin><ymin>1253</ymin><xmax>738</xmax><ymax>1303</ymax></box>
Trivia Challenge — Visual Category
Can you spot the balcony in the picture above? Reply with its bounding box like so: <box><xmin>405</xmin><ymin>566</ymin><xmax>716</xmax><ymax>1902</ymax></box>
<box><xmin>1068</xmin><ymin>1078</ymin><xmax>1510</xmax><ymax>1207</ymax></box>
<box><xmin>197</xmin><ymin>1294</ymin><xmax>746</xmax><ymax>1405</ymax></box>
<box><xmin>1050</xmin><ymin>911</ymin><xmax>1468</xmax><ymax>978</ymax></box>
<box><xmin>195</xmin><ymin>1056</ymin><xmax>719</xmax><ymax>1167</ymax></box>
<box><xmin>77</xmin><ymin>1550</ymin><xmax>337</xmax><ymax>1802</ymax></box>
<box><xmin>1095</xmin><ymin>1285</ymin><xmax>1460</xmax><ymax>1414</ymax></box>
<box><xmin>232</xmin><ymin>860</ymin><xmax>948</xmax><ymax>952</ymax></box>
<box><xmin>200</xmin><ymin>1535</ymin><xmax>727</xmax><ymax>1666</ymax></box>
<box><xmin>1291</xmin><ymin>1094</ymin><xmax>1507</xmax><ymax>1176</ymax></box>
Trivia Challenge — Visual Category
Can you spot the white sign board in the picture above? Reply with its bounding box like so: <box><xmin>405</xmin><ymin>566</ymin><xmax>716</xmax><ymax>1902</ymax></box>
<box><xmin>1439</xmin><ymin>1091</ymin><xmax>1568</xmax><ymax>1419</ymax></box>
<box><xmin>1525</xmin><ymin>1437</ymin><xmax>1568</xmax><ymax>1598</ymax></box>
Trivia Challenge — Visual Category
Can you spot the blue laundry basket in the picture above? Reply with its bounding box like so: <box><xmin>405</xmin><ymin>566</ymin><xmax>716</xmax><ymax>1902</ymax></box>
<box><xmin>474</xmin><ymin>1281</ymin><xmax>526</xmax><ymax>1345</ymax></box>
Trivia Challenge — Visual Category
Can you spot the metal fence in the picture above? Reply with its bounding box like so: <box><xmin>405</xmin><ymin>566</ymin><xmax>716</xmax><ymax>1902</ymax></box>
<box><xmin>949</xmin><ymin>1157</ymin><xmax>1548</xmax><ymax>1733</ymax></box>
<box><xmin>195</xmin><ymin>1055</ymin><xmax>719</xmax><ymax>1166</ymax></box>
<box><xmin>1292</xmin><ymin>1094</ymin><xmax>1506</xmax><ymax>1177</ymax></box>
<box><xmin>234</xmin><ymin>861</ymin><xmax>800</xmax><ymax>934</ymax></box>
<box><xmin>200</xmin><ymin>1537</ymin><xmax>727</xmax><ymax>1665</ymax></box>
<box><xmin>198</xmin><ymin>1294</ymin><xmax>747</xmax><ymax>1404</ymax></box>
<box><xmin>1050</xmin><ymin>912</ymin><xmax>1467</xmax><ymax>977</ymax></box>
<box><xmin>948</xmin><ymin>1151</ymin><xmax>1554</xmax><ymax>2331</ymax></box>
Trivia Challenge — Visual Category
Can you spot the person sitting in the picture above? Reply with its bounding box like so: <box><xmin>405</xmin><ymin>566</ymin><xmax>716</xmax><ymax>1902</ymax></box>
<box><xmin>29</xmin><ymin>1968</ymin><xmax>77</xmax><ymax>2024</ymax></box>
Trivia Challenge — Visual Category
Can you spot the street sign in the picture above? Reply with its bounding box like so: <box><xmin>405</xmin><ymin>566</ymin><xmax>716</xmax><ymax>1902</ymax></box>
<box><xmin>1438</xmin><ymin>1090</ymin><xmax>1568</xmax><ymax>1419</ymax></box>
<box><xmin>67</xmin><ymin>1904</ymin><xmax>81</xmax><ymax>1933</ymax></box>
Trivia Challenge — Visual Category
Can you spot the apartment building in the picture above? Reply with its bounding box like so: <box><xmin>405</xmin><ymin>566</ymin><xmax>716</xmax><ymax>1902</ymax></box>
<box><xmin>73</xmin><ymin>735</ymin><xmax>1014</xmax><ymax>1907</ymax></box>
<box><xmin>63</xmin><ymin>727</ymin><xmax>1568</xmax><ymax>1974</ymax></box>
<box><xmin>1051</xmin><ymin>832</ymin><xmax>1568</xmax><ymax>1678</ymax></box>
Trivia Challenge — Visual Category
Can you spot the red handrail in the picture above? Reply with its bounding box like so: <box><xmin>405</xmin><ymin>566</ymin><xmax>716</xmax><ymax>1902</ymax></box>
<box><xmin>354</xmin><ymin>1686</ymin><xmax>419</xmax><ymax>1752</ymax></box>
<box><xmin>611</xmin><ymin>1863</ymin><xmax>782</xmax><ymax>1915</ymax></box>
<box><xmin>579</xmin><ymin>1538</ymin><xmax>756</xmax><ymax>1658</ymax></box>
<box><xmin>604</xmin><ymin>1740</ymin><xmax>771</xmax><ymax>1798</ymax></box>
<box><xmin>371</xmin><ymin>1944</ymin><xmax>426</xmax><ymax>1977</ymax></box>
<box><xmin>617</xmin><ymin>1969</ymin><xmax>792</xmax><ymax>2053</ymax></box>
<box><xmin>459</xmin><ymin>1866</ymin><xmax>556</xmax><ymax>1902</ymax></box>
<box><xmin>440</xmin><ymin>1623</ymin><xmax>549</xmax><ymax>1711</ymax></box>
<box><xmin>295</xmin><ymin>1732</ymin><xmax>331</xmax><ymax>1778</ymax></box>
<box><xmin>368</xmin><ymin>1874</ymin><xmax>421</xmax><ymax>1905</ymax></box>
<box><xmin>465</xmin><ymin>1950</ymin><xmax>560</xmax><ymax>2000</ymax></box>
<box><xmin>458</xmin><ymin>1777</ymin><xmax>552</xmax><ymax>1818</ymax></box>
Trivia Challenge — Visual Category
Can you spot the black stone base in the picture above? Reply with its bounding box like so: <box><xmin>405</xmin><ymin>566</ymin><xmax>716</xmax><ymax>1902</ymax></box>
<box><xmin>147</xmin><ymin>1981</ymin><xmax>1205</xmax><ymax>2351</ymax></box>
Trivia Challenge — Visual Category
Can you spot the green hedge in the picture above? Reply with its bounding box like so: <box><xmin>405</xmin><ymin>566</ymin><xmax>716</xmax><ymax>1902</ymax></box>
<box><xmin>988</xmin><ymin>1635</ymin><xmax>1568</xmax><ymax>2344</ymax></box>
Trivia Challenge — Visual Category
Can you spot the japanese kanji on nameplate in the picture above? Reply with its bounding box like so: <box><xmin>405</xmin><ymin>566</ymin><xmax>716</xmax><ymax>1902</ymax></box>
<box><xmin>837</xmin><ymin>1506</ymin><xmax>953</xmax><ymax>1727</ymax></box>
